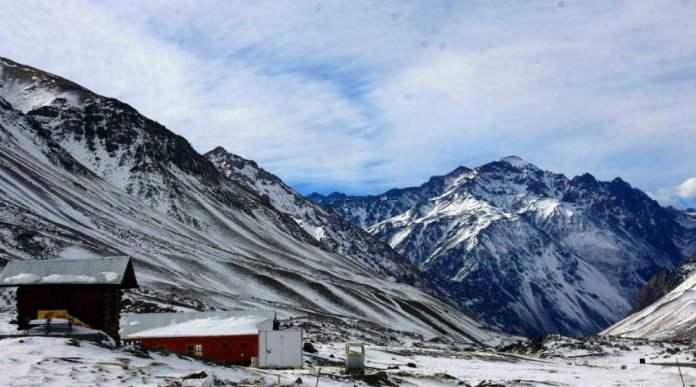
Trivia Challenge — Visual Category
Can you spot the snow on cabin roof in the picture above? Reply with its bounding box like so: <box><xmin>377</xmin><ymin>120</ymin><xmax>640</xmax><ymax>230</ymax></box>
<box><xmin>0</xmin><ymin>256</ymin><xmax>138</xmax><ymax>288</ymax></box>
<box><xmin>121</xmin><ymin>310</ymin><xmax>277</xmax><ymax>339</ymax></box>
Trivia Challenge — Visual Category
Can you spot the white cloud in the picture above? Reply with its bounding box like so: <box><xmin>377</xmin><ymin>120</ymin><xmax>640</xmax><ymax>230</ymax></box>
<box><xmin>361</xmin><ymin>1</ymin><xmax>696</xmax><ymax>192</ymax></box>
<box><xmin>1</xmin><ymin>1</ymin><xmax>694</xmax><ymax>195</ymax></box>
<box><xmin>651</xmin><ymin>178</ymin><xmax>696</xmax><ymax>209</ymax></box>
<box><xmin>0</xmin><ymin>0</ymin><xmax>376</xmax><ymax>185</ymax></box>
<box><xmin>677</xmin><ymin>178</ymin><xmax>696</xmax><ymax>199</ymax></box>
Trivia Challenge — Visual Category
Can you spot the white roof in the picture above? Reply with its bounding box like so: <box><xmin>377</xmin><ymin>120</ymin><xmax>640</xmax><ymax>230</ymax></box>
<box><xmin>121</xmin><ymin>310</ymin><xmax>276</xmax><ymax>339</ymax></box>
<box><xmin>0</xmin><ymin>257</ymin><xmax>137</xmax><ymax>287</ymax></box>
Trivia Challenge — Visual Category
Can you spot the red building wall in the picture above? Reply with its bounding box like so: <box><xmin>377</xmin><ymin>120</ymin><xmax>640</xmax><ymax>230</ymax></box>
<box><xmin>125</xmin><ymin>334</ymin><xmax>259</xmax><ymax>364</ymax></box>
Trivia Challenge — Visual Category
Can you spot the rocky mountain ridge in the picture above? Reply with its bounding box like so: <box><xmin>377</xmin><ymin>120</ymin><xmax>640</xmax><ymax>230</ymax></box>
<box><xmin>310</xmin><ymin>156</ymin><xmax>696</xmax><ymax>336</ymax></box>
<box><xmin>204</xmin><ymin>146</ymin><xmax>430</xmax><ymax>288</ymax></box>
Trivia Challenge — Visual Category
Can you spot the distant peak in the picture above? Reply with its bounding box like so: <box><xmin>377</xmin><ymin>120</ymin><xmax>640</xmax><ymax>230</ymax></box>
<box><xmin>426</xmin><ymin>165</ymin><xmax>471</xmax><ymax>184</ymax></box>
<box><xmin>207</xmin><ymin>146</ymin><xmax>229</xmax><ymax>155</ymax></box>
<box><xmin>0</xmin><ymin>56</ymin><xmax>95</xmax><ymax>112</ymax></box>
<box><xmin>611</xmin><ymin>177</ymin><xmax>630</xmax><ymax>186</ymax></box>
<box><xmin>499</xmin><ymin>155</ymin><xmax>531</xmax><ymax>167</ymax></box>
<box><xmin>205</xmin><ymin>146</ymin><xmax>250</xmax><ymax>163</ymax></box>
<box><xmin>571</xmin><ymin>172</ymin><xmax>598</xmax><ymax>187</ymax></box>
<box><xmin>448</xmin><ymin>165</ymin><xmax>471</xmax><ymax>175</ymax></box>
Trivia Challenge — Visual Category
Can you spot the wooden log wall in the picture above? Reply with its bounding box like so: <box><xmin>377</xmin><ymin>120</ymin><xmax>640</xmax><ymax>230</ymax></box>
<box><xmin>16</xmin><ymin>285</ymin><xmax>122</xmax><ymax>339</ymax></box>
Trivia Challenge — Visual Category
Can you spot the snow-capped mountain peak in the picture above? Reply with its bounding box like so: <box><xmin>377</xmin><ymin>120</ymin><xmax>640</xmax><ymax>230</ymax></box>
<box><xmin>310</xmin><ymin>160</ymin><xmax>696</xmax><ymax>336</ymax></box>
<box><xmin>499</xmin><ymin>155</ymin><xmax>533</xmax><ymax>168</ymax></box>
<box><xmin>0</xmin><ymin>57</ymin><xmax>94</xmax><ymax>113</ymax></box>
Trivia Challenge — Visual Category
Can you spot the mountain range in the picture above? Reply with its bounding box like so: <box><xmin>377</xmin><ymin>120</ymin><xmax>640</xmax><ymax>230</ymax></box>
<box><xmin>0</xmin><ymin>56</ymin><xmax>503</xmax><ymax>344</ymax></box>
<box><xmin>2</xmin><ymin>55</ymin><xmax>695</xmax><ymax>341</ymax></box>
<box><xmin>309</xmin><ymin>156</ymin><xmax>696</xmax><ymax>336</ymax></box>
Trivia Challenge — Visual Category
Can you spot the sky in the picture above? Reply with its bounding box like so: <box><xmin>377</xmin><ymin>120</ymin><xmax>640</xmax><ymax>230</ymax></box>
<box><xmin>1</xmin><ymin>1</ymin><xmax>695</xmax><ymax>208</ymax></box>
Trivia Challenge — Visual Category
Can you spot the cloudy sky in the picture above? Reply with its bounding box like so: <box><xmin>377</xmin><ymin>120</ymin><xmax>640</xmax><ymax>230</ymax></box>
<box><xmin>1</xmin><ymin>1</ymin><xmax>695</xmax><ymax>208</ymax></box>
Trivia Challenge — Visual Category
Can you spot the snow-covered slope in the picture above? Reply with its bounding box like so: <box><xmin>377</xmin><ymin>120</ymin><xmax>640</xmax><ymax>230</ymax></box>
<box><xmin>310</xmin><ymin>157</ymin><xmax>696</xmax><ymax>336</ymax></box>
<box><xmin>205</xmin><ymin>147</ymin><xmax>426</xmax><ymax>286</ymax></box>
<box><xmin>0</xmin><ymin>57</ymin><xmax>505</xmax><ymax>344</ymax></box>
<box><xmin>629</xmin><ymin>251</ymin><xmax>696</xmax><ymax>314</ymax></box>
<box><xmin>603</xmin><ymin>251</ymin><xmax>696</xmax><ymax>340</ymax></box>
<box><xmin>602</xmin><ymin>274</ymin><xmax>696</xmax><ymax>341</ymax></box>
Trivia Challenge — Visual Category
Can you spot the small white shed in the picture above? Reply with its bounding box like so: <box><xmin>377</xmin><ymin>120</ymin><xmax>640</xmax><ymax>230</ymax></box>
<box><xmin>257</xmin><ymin>329</ymin><xmax>303</xmax><ymax>368</ymax></box>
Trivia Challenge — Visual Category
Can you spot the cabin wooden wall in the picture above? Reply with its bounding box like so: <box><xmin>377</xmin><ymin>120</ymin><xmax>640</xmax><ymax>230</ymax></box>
<box><xmin>124</xmin><ymin>335</ymin><xmax>259</xmax><ymax>365</ymax></box>
<box><xmin>16</xmin><ymin>285</ymin><xmax>122</xmax><ymax>339</ymax></box>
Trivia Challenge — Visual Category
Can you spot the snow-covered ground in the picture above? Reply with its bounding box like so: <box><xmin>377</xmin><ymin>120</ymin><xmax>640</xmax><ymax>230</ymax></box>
<box><xmin>2</xmin><ymin>335</ymin><xmax>696</xmax><ymax>386</ymax></box>
<box><xmin>306</xmin><ymin>337</ymin><xmax>696</xmax><ymax>386</ymax></box>
<box><xmin>2</xmin><ymin>308</ymin><xmax>696</xmax><ymax>387</ymax></box>
<box><xmin>0</xmin><ymin>336</ymin><xmax>278</xmax><ymax>387</ymax></box>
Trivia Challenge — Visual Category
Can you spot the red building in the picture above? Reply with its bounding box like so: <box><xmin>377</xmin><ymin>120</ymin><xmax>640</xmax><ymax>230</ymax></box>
<box><xmin>121</xmin><ymin>310</ymin><xmax>279</xmax><ymax>365</ymax></box>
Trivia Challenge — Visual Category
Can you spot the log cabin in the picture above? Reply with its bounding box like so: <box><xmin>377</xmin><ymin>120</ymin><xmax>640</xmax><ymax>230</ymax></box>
<box><xmin>0</xmin><ymin>256</ymin><xmax>138</xmax><ymax>341</ymax></box>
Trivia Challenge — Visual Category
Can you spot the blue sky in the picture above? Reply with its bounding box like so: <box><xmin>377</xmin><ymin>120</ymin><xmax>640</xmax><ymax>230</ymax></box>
<box><xmin>1</xmin><ymin>1</ymin><xmax>695</xmax><ymax>208</ymax></box>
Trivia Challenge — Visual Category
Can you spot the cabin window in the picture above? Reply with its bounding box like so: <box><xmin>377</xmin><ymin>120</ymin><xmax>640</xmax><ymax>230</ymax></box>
<box><xmin>186</xmin><ymin>344</ymin><xmax>203</xmax><ymax>357</ymax></box>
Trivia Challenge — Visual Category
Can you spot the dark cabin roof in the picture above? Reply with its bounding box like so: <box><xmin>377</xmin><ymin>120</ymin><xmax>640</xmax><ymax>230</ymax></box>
<box><xmin>0</xmin><ymin>256</ymin><xmax>138</xmax><ymax>288</ymax></box>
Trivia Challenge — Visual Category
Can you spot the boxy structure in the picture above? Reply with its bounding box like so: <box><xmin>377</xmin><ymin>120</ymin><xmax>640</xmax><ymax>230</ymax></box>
<box><xmin>0</xmin><ymin>256</ymin><xmax>139</xmax><ymax>340</ymax></box>
<box><xmin>258</xmin><ymin>329</ymin><xmax>304</xmax><ymax>369</ymax></box>
<box><xmin>122</xmin><ymin>310</ymin><xmax>303</xmax><ymax>368</ymax></box>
